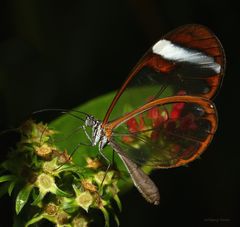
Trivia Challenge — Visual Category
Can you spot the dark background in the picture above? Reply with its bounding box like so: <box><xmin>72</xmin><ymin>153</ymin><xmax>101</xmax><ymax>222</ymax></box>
<box><xmin>0</xmin><ymin>0</ymin><xmax>239</xmax><ymax>226</ymax></box>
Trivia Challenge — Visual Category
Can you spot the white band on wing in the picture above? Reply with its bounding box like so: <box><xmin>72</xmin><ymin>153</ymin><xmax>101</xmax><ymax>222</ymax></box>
<box><xmin>152</xmin><ymin>39</ymin><xmax>221</xmax><ymax>74</ymax></box>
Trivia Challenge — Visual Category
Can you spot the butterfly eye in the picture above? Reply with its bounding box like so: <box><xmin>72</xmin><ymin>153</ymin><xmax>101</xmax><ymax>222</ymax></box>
<box><xmin>85</xmin><ymin>116</ymin><xmax>95</xmax><ymax>127</ymax></box>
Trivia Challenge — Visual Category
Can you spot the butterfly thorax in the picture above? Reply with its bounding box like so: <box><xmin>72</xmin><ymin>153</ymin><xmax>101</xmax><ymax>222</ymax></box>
<box><xmin>84</xmin><ymin>115</ymin><xmax>108</xmax><ymax>150</ymax></box>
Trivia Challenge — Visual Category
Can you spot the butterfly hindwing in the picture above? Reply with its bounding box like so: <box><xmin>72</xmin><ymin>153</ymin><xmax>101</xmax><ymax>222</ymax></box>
<box><xmin>106</xmin><ymin>96</ymin><xmax>217</xmax><ymax>168</ymax></box>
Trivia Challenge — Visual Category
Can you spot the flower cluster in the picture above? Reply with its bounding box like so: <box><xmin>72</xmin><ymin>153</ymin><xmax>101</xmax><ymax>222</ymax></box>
<box><xmin>123</xmin><ymin>91</ymin><xmax>198</xmax><ymax>145</ymax></box>
<box><xmin>0</xmin><ymin>120</ymin><xmax>121</xmax><ymax>227</ymax></box>
<box><xmin>123</xmin><ymin>104</ymin><xmax>181</xmax><ymax>143</ymax></box>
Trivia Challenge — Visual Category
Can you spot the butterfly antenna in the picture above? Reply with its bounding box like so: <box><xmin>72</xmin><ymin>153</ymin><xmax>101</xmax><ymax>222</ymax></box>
<box><xmin>97</xmin><ymin>150</ymin><xmax>113</xmax><ymax>190</ymax></box>
<box><xmin>32</xmin><ymin>108</ymin><xmax>88</xmax><ymax>122</ymax></box>
<box><xmin>0</xmin><ymin>128</ymin><xmax>20</xmax><ymax>137</ymax></box>
<box><xmin>100</xmin><ymin>163</ymin><xmax>111</xmax><ymax>189</ymax></box>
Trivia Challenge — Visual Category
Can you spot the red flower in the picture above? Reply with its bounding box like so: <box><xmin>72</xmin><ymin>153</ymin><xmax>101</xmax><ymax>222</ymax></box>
<box><xmin>125</xmin><ymin>114</ymin><xmax>146</xmax><ymax>133</ymax></box>
<box><xmin>147</xmin><ymin>106</ymin><xmax>161</xmax><ymax>119</ymax></box>
<box><xmin>147</xmin><ymin>107</ymin><xmax>169</xmax><ymax>141</ymax></box>
<box><xmin>138</xmin><ymin>114</ymin><xmax>146</xmax><ymax>131</ymax></box>
<box><xmin>170</xmin><ymin>90</ymin><xmax>186</xmax><ymax>120</ymax></box>
<box><xmin>170</xmin><ymin>102</ymin><xmax>185</xmax><ymax>120</ymax></box>
<box><xmin>126</xmin><ymin>118</ymin><xmax>139</xmax><ymax>133</ymax></box>
<box><xmin>148</xmin><ymin>107</ymin><xmax>168</xmax><ymax>127</ymax></box>
<box><xmin>123</xmin><ymin>114</ymin><xmax>147</xmax><ymax>143</ymax></box>
<box><xmin>123</xmin><ymin>90</ymin><xmax>190</xmax><ymax>143</ymax></box>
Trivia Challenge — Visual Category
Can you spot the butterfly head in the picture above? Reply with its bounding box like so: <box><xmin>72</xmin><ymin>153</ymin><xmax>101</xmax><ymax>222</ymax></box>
<box><xmin>85</xmin><ymin>115</ymin><xmax>97</xmax><ymax>127</ymax></box>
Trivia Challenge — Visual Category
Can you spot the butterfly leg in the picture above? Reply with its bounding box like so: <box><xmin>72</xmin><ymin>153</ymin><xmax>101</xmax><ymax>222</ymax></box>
<box><xmin>97</xmin><ymin>147</ymin><xmax>113</xmax><ymax>191</ymax></box>
<box><xmin>54</xmin><ymin>141</ymin><xmax>91</xmax><ymax>170</ymax></box>
<box><xmin>82</xmin><ymin>125</ymin><xmax>92</xmax><ymax>143</ymax></box>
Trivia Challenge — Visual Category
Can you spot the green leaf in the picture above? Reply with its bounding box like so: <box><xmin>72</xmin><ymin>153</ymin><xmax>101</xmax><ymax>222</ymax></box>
<box><xmin>56</xmin><ymin>164</ymin><xmax>83</xmax><ymax>174</ymax></box>
<box><xmin>0</xmin><ymin>175</ymin><xmax>16</xmax><ymax>183</ymax></box>
<box><xmin>113</xmin><ymin>194</ymin><xmax>122</xmax><ymax>212</ymax></box>
<box><xmin>25</xmin><ymin>213</ymin><xmax>44</xmax><ymax>227</ymax></box>
<box><xmin>113</xmin><ymin>212</ymin><xmax>120</xmax><ymax>227</ymax></box>
<box><xmin>8</xmin><ymin>181</ymin><xmax>16</xmax><ymax>196</ymax></box>
<box><xmin>26</xmin><ymin>213</ymin><xmax>68</xmax><ymax>226</ymax></box>
<box><xmin>31</xmin><ymin>191</ymin><xmax>45</xmax><ymax>206</ymax></box>
<box><xmin>15</xmin><ymin>184</ymin><xmax>33</xmax><ymax>214</ymax></box>
<box><xmin>55</xmin><ymin>187</ymin><xmax>72</xmax><ymax>197</ymax></box>
<box><xmin>100</xmin><ymin>206</ymin><xmax>110</xmax><ymax>227</ymax></box>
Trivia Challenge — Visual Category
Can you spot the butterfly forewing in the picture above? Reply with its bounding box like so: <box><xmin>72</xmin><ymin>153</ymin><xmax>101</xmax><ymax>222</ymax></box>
<box><xmin>107</xmin><ymin>96</ymin><xmax>217</xmax><ymax>168</ymax></box>
<box><xmin>103</xmin><ymin>24</ymin><xmax>224</xmax><ymax>125</ymax></box>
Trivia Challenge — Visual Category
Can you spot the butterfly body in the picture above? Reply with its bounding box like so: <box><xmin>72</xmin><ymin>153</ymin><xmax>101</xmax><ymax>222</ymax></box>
<box><xmin>84</xmin><ymin>116</ymin><xmax>107</xmax><ymax>150</ymax></box>
<box><xmin>84</xmin><ymin>115</ymin><xmax>161</xmax><ymax>205</ymax></box>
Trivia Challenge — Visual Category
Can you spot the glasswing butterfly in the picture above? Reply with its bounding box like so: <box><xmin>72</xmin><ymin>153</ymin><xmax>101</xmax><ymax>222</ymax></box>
<box><xmin>73</xmin><ymin>24</ymin><xmax>225</xmax><ymax>205</ymax></box>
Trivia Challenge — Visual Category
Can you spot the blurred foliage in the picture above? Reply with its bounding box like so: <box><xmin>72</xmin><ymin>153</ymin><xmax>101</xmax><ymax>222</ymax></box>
<box><xmin>0</xmin><ymin>120</ymin><xmax>122</xmax><ymax>226</ymax></box>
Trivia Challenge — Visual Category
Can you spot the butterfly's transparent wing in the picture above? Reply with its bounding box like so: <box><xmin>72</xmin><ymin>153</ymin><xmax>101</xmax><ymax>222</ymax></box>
<box><xmin>103</xmin><ymin>24</ymin><xmax>225</xmax><ymax>125</ymax></box>
<box><xmin>107</xmin><ymin>96</ymin><xmax>217</xmax><ymax>168</ymax></box>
